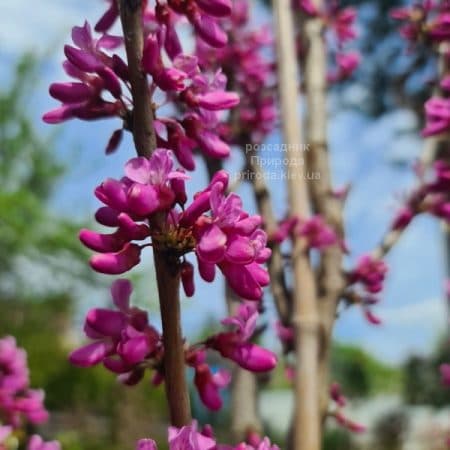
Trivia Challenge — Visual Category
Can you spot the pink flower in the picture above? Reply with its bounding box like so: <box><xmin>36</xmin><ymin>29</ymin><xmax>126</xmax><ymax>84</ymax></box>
<box><xmin>328</xmin><ymin>52</ymin><xmax>360</xmax><ymax>83</ymax></box>
<box><xmin>334</xmin><ymin>412</ymin><xmax>367</xmax><ymax>433</ymax></box>
<box><xmin>27</xmin><ymin>435</ymin><xmax>61</xmax><ymax>450</ymax></box>
<box><xmin>70</xmin><ymin>279</ymin><xmax>162</xmax><ymax>385</ymax></box>
<box><xmin>168</xmin><ymin>422</ymin><xmax>216</xmax><ymax>450</ymax></box>
<box><xmin>422</xmin><ymin>97</ymin><xmax>450</xmax><ymax>137</ymax></box>
<box><xmin>298</xmin><ymin>215</ymin><xmax>338</xmax><ymax>250</ymax></box>
<box><xmin>206</xmin><ymin>304</ymin><xmax>277</xmax><ymax>372</ymax></box>
<box><xmin>81</xmin><ymin>153</ymin><xmax>270</xmax><ymax>300</ymax></box>
<box><xmin>0</xmin><ymin>337</ymin><xmax>49</xmax><ymax>428</ymax></box>
<box><xmin>270</xmin><ymin>217</ymin><xmax>299</xmax><ymax>244</ymax></box>
<box><xmin>440</xmin><ymin>363</ymin><xmax>450</xmax><ymax>386</ymax></box>
<box><xmin>349</xmin><ymin>255</ymin><xmax>388</xmax><ymax>294</ymax></box>
<box><xmin>332</xmin><ymin>8</ymin><xmax>358</xmax><ymax>44</ymax></box>
<box><xmin>330</xmin><ymin>382</ymin><xmax>347</xmax><ymax>408</ymax></box>
<box><xmin>138</xmin><ymin>424</ymin><xmax>278</xmax><ymax>450</ymax></box>
<box><xmin>275</xmin><ymin>321</ymin><xmax>294</xmax><ymax>347</ymax></box>
<box><xmin>188</xmin><ymin>350</ymin><xmax>231</xmax><ymax>411</ymax></box>
<box><xmin>43</xmin><ymin>22</ymin><xmax>125</xmax><ymax>126</ymax></box>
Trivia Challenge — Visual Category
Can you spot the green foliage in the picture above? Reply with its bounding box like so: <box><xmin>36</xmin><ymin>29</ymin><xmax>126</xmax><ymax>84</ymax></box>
<box><xmin>330</xmin><ymin>343</ymin><xmax>402</xmax><ymax>398</ymax></box>
<box><xmin>322</xmin><ymin>428</ymin><xmax>357</xmax><ymax>450</ymax></box>
<box><xmin>0</xmin><ymin>53</ymin><xmax>88</xmax><ymax>281</ymax></box>
<box><xmin>403</xmin><ymin>339</ymin><xmax>450</xmax><ymax>407</ymax></box>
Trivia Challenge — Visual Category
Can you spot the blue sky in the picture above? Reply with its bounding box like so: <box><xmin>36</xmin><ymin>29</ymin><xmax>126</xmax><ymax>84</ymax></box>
<box><xmin>1</xmin><ymin>0</ymin><xmax>448</xmax><ymax>365</ymax></box>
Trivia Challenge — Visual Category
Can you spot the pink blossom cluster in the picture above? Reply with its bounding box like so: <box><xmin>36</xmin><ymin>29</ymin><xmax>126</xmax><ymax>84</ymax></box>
<box><xmin>391</xmin><ymin>160</ymin><xmax>450</xmax><ymax>228</ymax></box>
<box><xmin>329</xmin><ymin>383</ymin><xmax>366</xmax><ymax>434</ymax></box>
<box><xmin>0</xmin><ymin>430</ymin><xmax>60</xmax><ymax>450</ymax></box>
<box><xmin>44</xmin><ymin>1</ymin><xmax>239</xmax><ymax>168</ymax></box>
<box><xmin>96</xmin><ymin>0</ymin><xmax>232</xmax><ymax>48</ymax></box>
<box><xmin>0</xmin><ymin>337</ymin><xmax>60</xmax><ymax>450</ymax></box>
<box><xmin>297</xmin><ymin>0</ymin><xmax>360</xmax><ymax>83</ymax></box>
<box><xmin>70</xmin><ymin>280</ymin><xmax>276</xmax><ymax>410</ymax></box>
<box><xmin>391</xmin><ymin>0</ymin><xmax>450</xmax><ymax>44</ymax></box>
<box><xmin>391</xmin><ymin>2</ymin><xmax>450</xmax><ymax>137</ymax></box>
<box><xmin>0</xmin><ymin>337</ymin><xmax>48</xmax><ymax>428</ymax></box>
<box><xmin>79</xmin><ymin>150</ymin><xmax>271</xmax><ymax>301</ymax></box>
<box><xmin>193</xmin><ymin>0</ymin><xmax>277</xmax><ymax>141</ymax></box>
<box><xmin>137</xmin><ymin>421</ymin><xmax>279</xmax><ymax>450</ymax></box>
<box><xmin>270</xmin><ymin>215</ymin><xmax>338</xmax><ymax>250</ymax></box>
<box><xmin>346</xmin><ymin>255</ymin><xmax>388</xmax><ymax>325</ymax></box>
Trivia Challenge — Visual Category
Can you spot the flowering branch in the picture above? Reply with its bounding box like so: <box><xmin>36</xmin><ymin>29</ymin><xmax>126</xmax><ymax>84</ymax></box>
<box><xmin>116</xmin><ymin>0</ymin><xmax>190</xmax><ymax>427</ymax></box>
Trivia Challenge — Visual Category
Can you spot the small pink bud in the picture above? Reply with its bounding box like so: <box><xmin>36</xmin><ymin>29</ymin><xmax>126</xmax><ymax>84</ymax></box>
<box><xmin>181</xmin><ymin>261</ymin><xmax>195</xmax><ymax>297</ymax></box>
<box><xmin>196</xmin><ymin>0</ymin><xmax>232</xmax><ymax>17</ymax></box>
<box><xmin>49</xmin><ymin>82</ymin><xmax>93</xmax><ymax>103</ymax></box>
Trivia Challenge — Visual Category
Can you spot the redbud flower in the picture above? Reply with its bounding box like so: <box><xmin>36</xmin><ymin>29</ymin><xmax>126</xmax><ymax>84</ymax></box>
<box><xmin>334</xmin><ymin>412</ymin><xmax>367</xmax><ymax>434</ymax></box>
<box><xmin>27</xmin><ymin>435</ymin><xmax>61</xmax><ymax>450</ymax></box>
<box><xmin>298</xmin><ymin>215</ymin><xmax>338</xmax><ymax>250</ymax></box>
<box><xmin>188</xmin><ymin>350</ymin><xmax>231</xmax><ymax>411</ymax></box>
<box><xmin>206</xmin><ymin>304</ymin><xmax>277</xmax><ymax>372</ymax></box>
<box><xmin>349</xmin><ymin>255</ymin><xmax>388</xmax><ymax>294</ymax></box>
<box><xmin>422</xmin><ymin>97</ymin><xmax>450</xmax><ymax>137</ymax></box>
<box><xmin>330</xmin><ymin>382</ymin><xmax>347</xmax><ymax>408</ymax></box>
<box><xmin>0</xmin><ymin>337</ymin><xmax>49</xmax><ymax>428</ymax></box>
<box><xmin>441</xmin><ymin>363</ymin><xmax>450</xmax><ymax>386</ymax></box>
<box><xmin>70</xmin><ymin>279</ymin><xmax>162</xmax><ymax>385</ymax></box>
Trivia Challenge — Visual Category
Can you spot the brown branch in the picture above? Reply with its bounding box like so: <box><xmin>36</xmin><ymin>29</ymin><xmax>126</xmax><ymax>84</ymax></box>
<box><xmin>118</xmin><ymin>0</ymin><xmax>156</xmax><ymax>157</ymax></box>
<box><xmin>117</xmin><ymin>0</ymin><xmax>191</xmax><ymax>427</ymax></box>
<box><xmin>272</xmin><ymin>1</ymin><xmax>321</xmax><ymax>449</ymax></box>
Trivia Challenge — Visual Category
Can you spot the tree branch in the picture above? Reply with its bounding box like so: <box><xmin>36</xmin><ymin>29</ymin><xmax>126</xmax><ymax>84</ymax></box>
<box><xmin>272</xmin><ymin>2</ymin><xmax>321</xmax><ymax>449</ymax></box>
<box><xmin>117</xmin><ymin>0</ymin><xmax>191</xmax><ymax>427</ymax></box>
<box><xmin>300</xmin><ymin>4</ymin><xmax>347</xmax><ymax>423</ymax></box>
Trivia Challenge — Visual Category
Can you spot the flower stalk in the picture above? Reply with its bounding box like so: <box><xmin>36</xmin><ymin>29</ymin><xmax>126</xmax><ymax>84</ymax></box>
<box><xmin>117</xmin><ymin>0</ymin><xmax>191</xmax><ymax>427</ymax></box>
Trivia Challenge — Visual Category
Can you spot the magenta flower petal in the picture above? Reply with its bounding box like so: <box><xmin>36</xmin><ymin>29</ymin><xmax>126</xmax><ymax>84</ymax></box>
<box><xmin>79</xmin><ymin>228</ymin><xmax>126</xmax><ymax>253</ymax></box>
<box><xmin>64</xmin><ymin>45</ymin><xmax>102</xmax><ymax>72</ymax></box>
<box><xmin>119</xmin><ymin>335</ymin><xmax>150</xmax><ymax>365</ymax></box>
<box><xmin>111</xmin><ymin>279</ymin><xmax>132</xmax><ymax>311</ymax></box>
<box><xmin>127</xmin><ymin>184</ymin><xmax>160</xmax><ymax>216</ymax></box>
<box><xmin>137</xmin><ymin>439</ymin><xmax>158</xmax><ymax>450</ymax></box>
<box><xmin>42</xmin><ymin>105</ymin><xmax>76</xmax><ymax>124</ymax></box>
<box><xmin>86</xmin><ymin>308</ymin><xmax>127</xmax><ymax>337</ymax></box>
<box><xmin>49</xmin><ymin>82</ymin><xmax>93</xmax><ymax>103</ymax></box>
<box><xmin>90</xmin><ymin>243</ymin><xmax>141</xmax><ymax>274</ymax></box>
<box><xmin>196</xmin><ymin>0</ymin><xmax>232</xmax><ymax>17</ymax></box>
<box><xmin>69</xmin><ymin>341</ymin><xmax>112</xmax><ymax>367</ymax></box>
<box><xmin>196</xmin><ymin>254</ymin><xmax>216</xmax><ymax>282</ymax></box>
<box><xmin>225</xmin><ymin>235</ymin><xmax>255</xmax><ymax>265</ymax></box>
<box><xmin>191</xmin><ymin>12</ymin><xmax>228</xmax><ymax>47</ymax></box>
<box><xmin>197</xmin><ymin>92</ymin><xmax>239</xmax><ymax>111</ymax></box>
<box><xmin>125</xmin><ymin>157</ymin><xmax>152</xmax><ymax>183</ymax></box>
<box><xmin>228</xmin><ymin>342</ymin><xmax>277</xmax><ymax>372</ymax></box>
<box><xmin>197</xmin><ymin>224</ymin><xmax>227</xmax><ymax>263</ymax></box>
<box><xmin>220</xmin><ymin>262</ymin><xmax>263</xmax><ymax>301</ymax></box>
<box><xmin>95</xmin><ymin>178</ymin><xmax>128</xmax><ymax>211</ymax></box>
<box><xmin>95</xmin><ymin>206</ymin><xmax>120</xmax><ymax>226</ymax></box>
